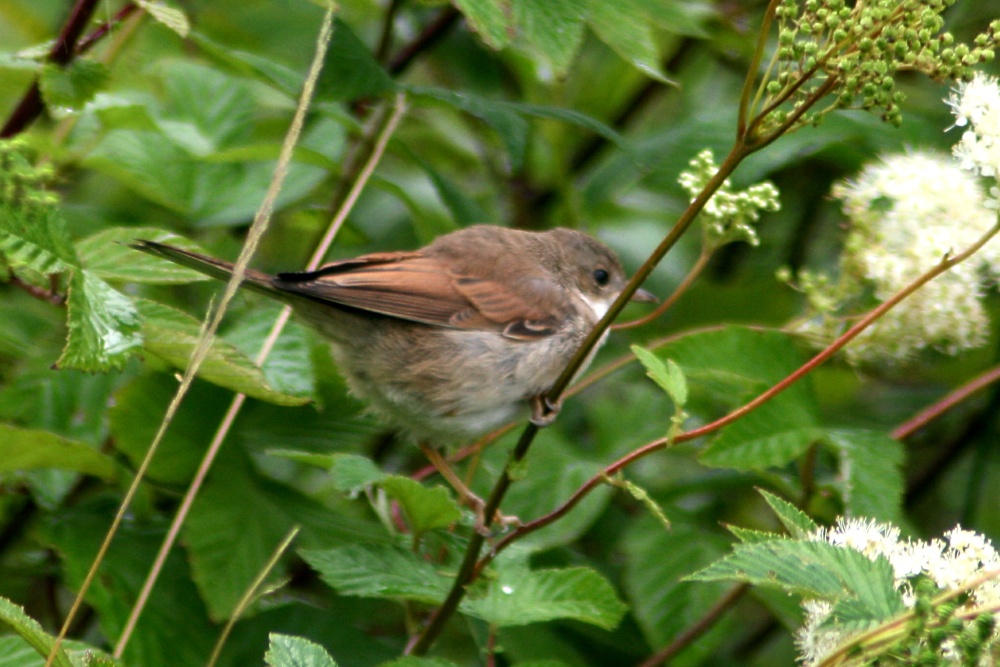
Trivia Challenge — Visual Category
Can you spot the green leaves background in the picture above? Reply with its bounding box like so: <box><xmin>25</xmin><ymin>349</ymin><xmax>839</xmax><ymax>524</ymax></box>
<box><xmin>0</xmin><ymin>1</ymin><xmax>998</xmax><ymax>666</ymax></box>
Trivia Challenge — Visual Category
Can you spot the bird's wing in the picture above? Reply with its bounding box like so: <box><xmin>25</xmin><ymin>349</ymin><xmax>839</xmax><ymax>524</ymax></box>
<box><xmin>274</xmin><ymin>252</ymin><xmax>559</xmax><ymax>338</ymax></box>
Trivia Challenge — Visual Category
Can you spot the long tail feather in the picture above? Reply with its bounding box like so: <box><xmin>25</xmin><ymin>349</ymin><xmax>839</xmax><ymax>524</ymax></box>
<box><xmin>129</xmin><ymin>240</ymin><xmax>284</xmax><ymax>299</ymax></box>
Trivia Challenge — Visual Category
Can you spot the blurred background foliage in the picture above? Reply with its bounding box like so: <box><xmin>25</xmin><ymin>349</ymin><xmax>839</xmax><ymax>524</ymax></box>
<box><xmin>0</xmin><ymin>0</ymin><xmax>999</xmax><ymax>665</ymax></box>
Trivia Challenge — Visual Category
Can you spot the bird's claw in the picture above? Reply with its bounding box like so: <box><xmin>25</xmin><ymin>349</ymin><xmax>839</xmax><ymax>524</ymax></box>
<box><xmin>529</xmin><ymin>394</ymin><xmax>562</xmax><ymax>427</ymax></box>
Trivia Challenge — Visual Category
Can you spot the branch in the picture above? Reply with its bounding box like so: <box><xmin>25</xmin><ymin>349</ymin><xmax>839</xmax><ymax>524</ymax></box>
<box><xmin>1</xmin><ymin>0</ymin><xmax>121</xmax><ymax>138</ymax></box>
<box><xmin>892</xmin><ymin>363</ymin><xmax>1000</xmax><ymax>440</ymax></box>
<box><xmin>387</xmin><ymin>6</ymin><xmax>460</xmax><ymax>76</ymax></box>
<box><xmin>636</xmin><ymin>584</ymin><xmax>749</xmax><ymax>667</ymax></box>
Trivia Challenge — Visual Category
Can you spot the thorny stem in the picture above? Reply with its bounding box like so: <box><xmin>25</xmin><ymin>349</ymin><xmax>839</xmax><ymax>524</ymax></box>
<box><xmin>483</xmin><ymin>219</ymin><xmax>1000</xmax><ymax>569</ymax></box>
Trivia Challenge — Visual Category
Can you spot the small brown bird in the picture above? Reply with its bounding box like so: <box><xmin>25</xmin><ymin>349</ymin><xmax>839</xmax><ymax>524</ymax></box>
<box><xmin>131</xmin><ymin>225</ymin><xmax>653</xmax><ymax>445</ymax></box>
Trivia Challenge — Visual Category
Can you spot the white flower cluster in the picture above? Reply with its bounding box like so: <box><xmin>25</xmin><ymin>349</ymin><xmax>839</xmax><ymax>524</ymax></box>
<box><xmin>950</xmin><ymin>72</ymin><xmax>1000</xmax><ymax>187</ymax></box>
<box><xmin>832</xmin><ymin>150</ymin><xmax>999</xmax><ymax>361</ymax></box>
<box><xmin>678</xmin><ymin>149</ymin><xmax>780</xmax><ymax>248</ymax></box>
<box><xmin>797</xmin><ymin>518</ymin><xmax>1000</xmax><ymax>666</ymax></box>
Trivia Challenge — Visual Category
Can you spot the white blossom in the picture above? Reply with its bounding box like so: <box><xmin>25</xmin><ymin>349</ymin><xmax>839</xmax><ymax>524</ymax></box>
<box><xmin>796</xmin><ymin>519</ymin><xmax>1000</xmax><ymax>666</ymax></box>
<box><xmin>949</xmin><ymin>72</ymin><xmax>1000</xmax><ymax>181</ymax></box>
<box><xmin>831</xmin><ymin>150</ymin><xmax>999</xmax><ymax>362</ymax></box>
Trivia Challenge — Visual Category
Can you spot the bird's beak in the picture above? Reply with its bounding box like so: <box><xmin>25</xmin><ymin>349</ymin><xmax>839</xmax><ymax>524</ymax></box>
<box><xmin>630</xmin><ymin>287</ymin><xmax>658</xmax><ymax>303</ymax></box>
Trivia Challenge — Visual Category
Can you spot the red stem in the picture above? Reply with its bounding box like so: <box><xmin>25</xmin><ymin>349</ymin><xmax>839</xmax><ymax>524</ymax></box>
<box><xmin>893</xmin><ymin>363</ymin><xmax>1000</xmax><ymax>440</ymax></box>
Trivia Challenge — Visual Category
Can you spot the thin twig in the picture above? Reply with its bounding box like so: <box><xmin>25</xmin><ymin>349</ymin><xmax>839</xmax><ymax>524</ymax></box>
<box><xmin>387</xmin><ymin>6</ymin><xmax>459</xmax><ymax>75</ymax></box>
<box><xmin>376</xmin><ymin>0</ymin><xmax>404</xmax><ymax>63</ymax></box>
<box><xmin>636</xmin><ymin>584</ymin><xmax>749</xmax><ymax>667</ymax></box>
<box><xmin>6</xmin><ymin>272</ymin><xmax>65</xmax><ymax>305</ymax></box>
<box><xmin>614</xmin><ymin>248</ymin><xmax>711</xmax><ymax>331</ymax></box>
<box><xmin>205</xmin><ymin>527</ymin><xmax>300</xmax><ymax>667</ymax></box>
<box><xmin>892</xmin><ymin>363</ymin><xmax>1000</xmax><ymax>440</ymax></box>
<box><xmin>2</xmin><ymin>0</ymin><xmax>103</xmax><ymax>137</ymax></box>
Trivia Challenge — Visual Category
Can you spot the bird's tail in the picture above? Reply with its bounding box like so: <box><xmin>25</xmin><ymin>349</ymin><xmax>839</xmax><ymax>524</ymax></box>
<box><xmin>129</xmin><ymin>240</ymin><xmax>284</xmax><ymax>299</ymax></box>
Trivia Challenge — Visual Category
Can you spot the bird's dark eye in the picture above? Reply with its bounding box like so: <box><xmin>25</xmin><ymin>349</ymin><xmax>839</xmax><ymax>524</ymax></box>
<box><xmin>593</xmin><ymin>268</ymin><xmax>610</xmax><ymax>286</ymax></box>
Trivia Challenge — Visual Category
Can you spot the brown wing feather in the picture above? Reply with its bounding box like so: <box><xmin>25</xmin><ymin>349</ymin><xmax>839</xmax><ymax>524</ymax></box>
<box><xmin>452</xmin><ymin>277</ymin><xmax>558</xmax><ymax>338</ymax></box>
<box><xmin>274</xmin><ymin>253</ymin><xmax>561</xmax><ymax>338</ymax></box>
<box><xmin>275</xmin><ymin>255</ymin><xmax>494</xmax><ymax>329</ymax></box>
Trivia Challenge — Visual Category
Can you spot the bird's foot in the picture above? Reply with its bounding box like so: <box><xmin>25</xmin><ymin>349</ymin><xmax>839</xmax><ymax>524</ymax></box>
<box><xmin>529</xmin><ymin>394</ymin><xmax>562</xmax><ymax>427</ymax></box>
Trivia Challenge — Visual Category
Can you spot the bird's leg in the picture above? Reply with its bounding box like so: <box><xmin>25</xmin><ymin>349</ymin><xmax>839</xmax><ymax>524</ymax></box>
<box><xmin>529</xmin><ymin>393</ymin><xmax>562</xmax><ymax>427</ymax></box>
<box><xmin>418</xmin><ymin>443</ymin><xmax>519</xmax><ymax>535</ymax></box>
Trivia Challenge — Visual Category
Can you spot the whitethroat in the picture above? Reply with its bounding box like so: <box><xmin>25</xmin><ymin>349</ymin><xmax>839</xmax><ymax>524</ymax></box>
<box><xmin>132</xmin><ymin>226</ymin><xmax>654</xmax><ymax>517</ymax></box>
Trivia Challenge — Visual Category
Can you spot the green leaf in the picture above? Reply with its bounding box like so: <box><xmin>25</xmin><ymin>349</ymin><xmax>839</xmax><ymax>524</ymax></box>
<box><xmin>687</xmin><ymin>539</ymin><xmax>905</xmax><ymax>624</ymax></box>
<box><xmin>0</xmin><ymin>423</ymin><xmax>121</xmax><ymax>480</ymax></box>
<box><xmin>135</xmin><ymin>298</ymin><xmax>311</xmax><ymax>406</ymax></box>
<box><xmin>301</xmin><ymin>544</ymin><xmax>451</xmax><ymax>603</ymax></box>
<box><xmin>378</xmin><ymin>658</ymin><xmax>460</xmax><ymax>667</ymax></box>
<box><xmin>0</xmin><ymin>596</ymin><xmax>73</xmax><ymax>667</ymax></box>
<box><xmin>452</xmin><ymin>0</ymin><xmax>513</xmax><ymax>49</ymax></box>
<box><xmin>315</xmin><ymin>19</ymin><xmax>396</xmax><ymax>102</ymax></box>
<box><xmin>265</xmin><ymin>634</ymin><xmax>338</xmax><ymax>667</ymax></box>
<box><xmin>505</xmin><ymin>101</ymin><xmax>634</xmax><ymax>157</ymax></box>
<box><xmin>586</xmin><ymin>0</ymin><xmax>672</xmax><ymax>84</ymax></box>
<box><xmin>190</xmin><ymin>32</ymin><xmax>303</xmax><ymax>96</ymax></box>
<box><xmin>480</xmin><ymin>433</ymin><xmax>613</xmax><ymax>551</ymax></box>
<box><xmin>81</xmin><ymin>63</ymin><xmax>328</xmax><ymax>226</ymax></box>
<box><xmin>380</xmin><ymin>476</ymin><xmax>462</xmax><ymax>536</ymax></box>
<box><xmin>82</xmin><ymin>129</ymin><xmax>193</xmax><ymax>213</ymax></box>
<box><xmin>623</xmin><ymin>519</ymin><xmax>734</xmax><ymax>651</ymax></box>
<box><xmin>759</xmin><ymin>489</ymin><xmax>819</xmax><ymax>538</ymax></box>
<box><xmin>325</xmin><ymin>453</ymin><xmax>389</xmax><ymax>495</ymax></box>
<box><xmin>0</xmin><ymin>53</ymin><xmax>42</xmax><ymax>72</ymax></box>
<box><xmin>405</xmin><ymin>152</ymin><xmax>488</xmax><ymax>226</ymax></box>
<box><xmin>728</xmin><ymin>525</ymin><xmax>786</xmax><ymax>544</ymax></box>
<box><xmin>654</xmin><ymin>326</ymin><xmax>813</xmax><ymax>400</ymax></box>
<box><xmin>514</xmin><ymin>0</ymin><xmax>587</xmax><ymax>76</ymax></box>
<box><xmin>109</xmin><ymin>373</ymin><xmax>229</xmax><ymax>483</ymax></box>
<box><xmin>699</xmin><ymin>405</ymin><xmax>823</xmax><ymax>470</ymax></box>
<box><xmin>410</xmin><ymin>88</ymin><xmax>632</xmax><ymax>170</ymax></box>
<box><xmin>135</xmin><ymin>0</ymin><xmax>191</xmax><ymax>38</ymax></box>
<box><xmin>0</xmin><ymin>146</ymin><xmax>77</xmax><ymax>275</ymax></box>
<box><xmin>183</xmin><ymin>450</ymin><xmax>295</xmax><ymax>621</ymax></box>
<box><xmin>162</xmin><ymin>61</ymin><xmax>253</xmax><ymax>150</ymax></box>
<box><xmin>826</xmin><ymin>430</ymin><xmax>905</xmax><ymax>525</ymax></box>
<box><xmin>658</xmin><ymin>327</ymin><xmax>821</xmax><ymax>469</ymax></box>
<box><xmin>634</xmin><ymin>0</ymin><xmax>717</xmax><ymax>38</ymax></box>
<box><xmin>221</xmin><ymin>306</ymin><xmax>317</xmax><ymax>401</ymax></box>
<box><xmin>411</xmin><ymin>87</ymin><xmax>529</xmax><ymax>169</ymax></box>
<box><xmin>76</xmin><ymin>227</ymin><xmax>212</xmax><ymax>284</ymax></box>
<box><xmin>632</xmin><ymin>345</ymin><xmax>687</xmax><ymax>407</ymax></box>
<box><xmin>44</xmin><ymin>499</ymin><xmax>216</xmax><ymax>666</ymax></box>
<box><xmin>39</xmin><ymin>60</ymin><xmax>109</xmax><ymax>110</ymax></box>
<box><xmin>461</xmin><ymin>565</ymin><xmax>628</xmax><ymax>630</ymax></box>
<box><xmin>56</xmin><ymin>271</ymin><xmax>142</xmax><ymax>372</ymax></box>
